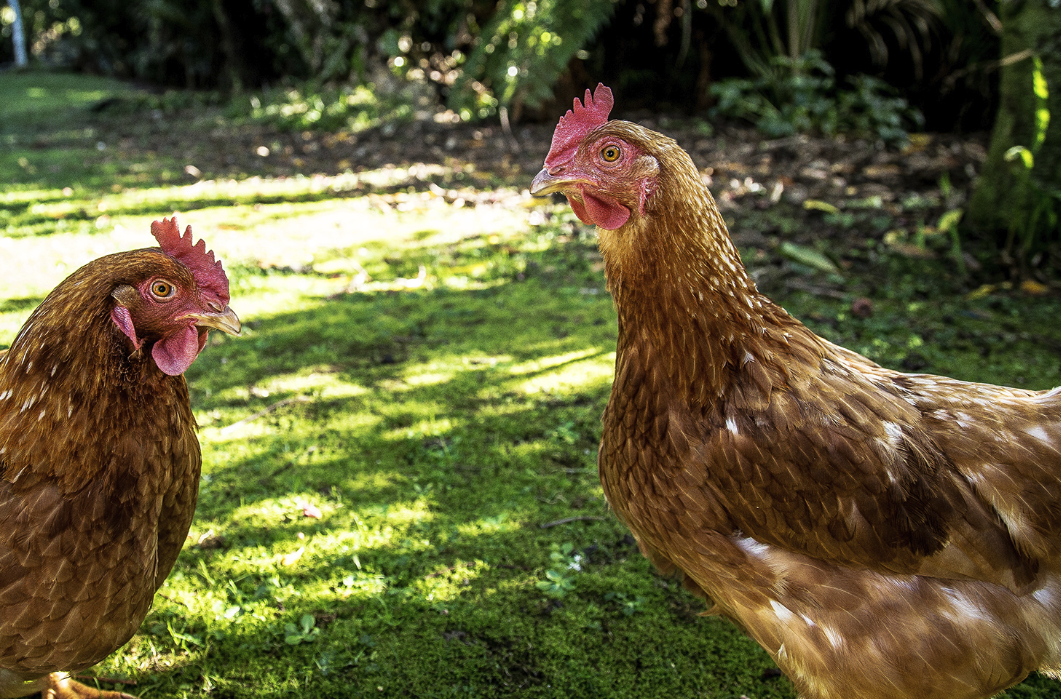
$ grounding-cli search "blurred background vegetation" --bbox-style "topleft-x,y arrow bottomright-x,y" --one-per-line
0,0 -> 1004,127
3,0 -> 1057,271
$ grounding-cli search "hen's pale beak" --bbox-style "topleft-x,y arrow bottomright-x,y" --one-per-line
530,168 -> 582,196
185,306 -> 242,336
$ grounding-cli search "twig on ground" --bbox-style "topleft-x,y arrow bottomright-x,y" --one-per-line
784,278 -> 847,299
220,395 -> 312,435
499,106 -> 522,154
75,675 -> 138,687
540,516 -> 606,528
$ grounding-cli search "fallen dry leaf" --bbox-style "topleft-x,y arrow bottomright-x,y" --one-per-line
282,547 -> 305,566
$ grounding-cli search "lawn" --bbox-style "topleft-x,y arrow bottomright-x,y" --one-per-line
2,69 -> 1061,698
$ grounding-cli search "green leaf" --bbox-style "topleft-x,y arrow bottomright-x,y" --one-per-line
1004,146 -> 1034,170
937,209 -> 963,234
778,241 -> 841,275
802,199 -> 840,214
1033,57 -> 1049,101
171,630 -> 203,647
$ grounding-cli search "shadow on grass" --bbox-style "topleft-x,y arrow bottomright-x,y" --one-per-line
112,232 -> 1061,698
0,297 -> 44,315
108,240 -> 798,699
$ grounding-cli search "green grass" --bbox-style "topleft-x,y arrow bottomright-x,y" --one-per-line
4,70 -> 1061,698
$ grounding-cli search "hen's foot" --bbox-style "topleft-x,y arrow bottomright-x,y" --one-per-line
41,673 -> 136,699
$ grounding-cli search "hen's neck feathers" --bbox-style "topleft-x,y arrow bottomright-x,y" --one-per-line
600,125 -> 823,407
0,251 -> 192,492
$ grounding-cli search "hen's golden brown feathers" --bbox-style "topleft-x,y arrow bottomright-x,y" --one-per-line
0,218 -> 239,699
534,84 -> 1061,699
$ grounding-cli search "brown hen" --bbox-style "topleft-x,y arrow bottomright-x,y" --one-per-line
0,218 -> 240,698
531,84 -> 1061,699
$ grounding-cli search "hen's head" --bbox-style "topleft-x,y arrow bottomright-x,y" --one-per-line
109,218 -> 241,376
530,84 -> 669,231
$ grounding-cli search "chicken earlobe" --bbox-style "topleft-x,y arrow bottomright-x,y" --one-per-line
109,306 -> 143,351
109,286 -> 143,352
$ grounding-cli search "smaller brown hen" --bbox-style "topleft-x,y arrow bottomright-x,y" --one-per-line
532,84 -> 1061,699
0,218 -> 240,699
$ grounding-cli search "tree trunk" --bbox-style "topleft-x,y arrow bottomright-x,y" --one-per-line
8,0 -> 27,66
966,0 -> 1061,246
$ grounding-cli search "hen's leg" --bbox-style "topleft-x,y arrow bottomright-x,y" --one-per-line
40,673 -> 136,699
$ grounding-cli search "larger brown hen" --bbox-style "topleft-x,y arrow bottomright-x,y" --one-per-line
531,84 -> 1061,699
0,218 -> 240,699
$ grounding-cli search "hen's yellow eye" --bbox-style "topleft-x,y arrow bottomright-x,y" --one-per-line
601,145 -> 621,162
151,281 -> 174,299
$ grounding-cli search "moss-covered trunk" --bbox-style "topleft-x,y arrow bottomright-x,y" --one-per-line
967,0 -> 1061,248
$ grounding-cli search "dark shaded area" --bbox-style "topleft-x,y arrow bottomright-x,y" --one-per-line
5,0 -> 1001,131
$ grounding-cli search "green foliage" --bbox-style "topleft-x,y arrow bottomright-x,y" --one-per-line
843,0 -> 941,78
284,614 -> 322,645
603,591 -> 647,616
536,542 -> 582,598
447,0 -> 616,118
1003,57 -> 1061,261
14,0 -> 275,88
239,83 -> 416,133
702,0 -> 939,81
709,51 -> 924,143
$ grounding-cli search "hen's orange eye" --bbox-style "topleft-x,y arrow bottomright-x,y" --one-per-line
601,145 -> 621,162
150,280 -> 175,299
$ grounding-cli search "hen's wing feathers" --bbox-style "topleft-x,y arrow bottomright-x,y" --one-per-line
905,375 -> 1061,559
686,339 -> 1049,594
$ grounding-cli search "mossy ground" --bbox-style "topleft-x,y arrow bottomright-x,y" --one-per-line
3,69 -> 1061,698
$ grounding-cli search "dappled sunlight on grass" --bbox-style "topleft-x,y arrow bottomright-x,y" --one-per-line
240,367 -> 372,399
506,347 -> 606,376
8,71 -> 1061,699
0,153 -> 791,694
455,513 -> 526,538
517,355 -> 615,395
403,368 -> 458,387
412,560 -> 489,604
0,71 -> 137,131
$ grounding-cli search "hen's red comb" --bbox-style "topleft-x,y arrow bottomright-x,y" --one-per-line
544,83 -> 614,169
151,217 -> 230,304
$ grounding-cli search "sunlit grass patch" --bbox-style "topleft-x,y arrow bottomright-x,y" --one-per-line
0,71 -> 138,131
